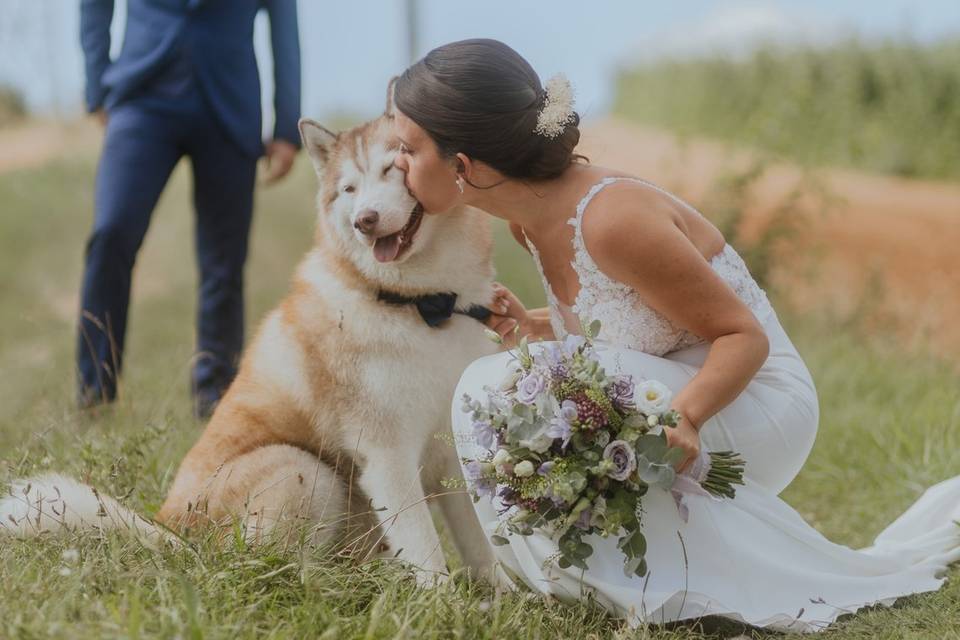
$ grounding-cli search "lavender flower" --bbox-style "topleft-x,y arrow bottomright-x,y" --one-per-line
515,371 -> 548,404
559,399 -> 578,423
546,415 -> 572,447
603,440 -> 637,482
472,418 -> 497,450
464,460 -> 496,498
562,334 -> 587,356
537,461 -> 555,476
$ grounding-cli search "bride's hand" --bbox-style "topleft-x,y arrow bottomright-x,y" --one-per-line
664,415 -> 701,474
484,282 -> 530,347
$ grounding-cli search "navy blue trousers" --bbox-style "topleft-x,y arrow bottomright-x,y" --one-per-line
77,88 -> 258,405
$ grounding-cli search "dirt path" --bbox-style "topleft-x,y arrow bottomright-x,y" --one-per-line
582,118 -> 960,359
0,118 -> 100,173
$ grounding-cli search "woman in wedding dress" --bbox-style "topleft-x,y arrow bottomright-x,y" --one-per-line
391,38 -> 960,632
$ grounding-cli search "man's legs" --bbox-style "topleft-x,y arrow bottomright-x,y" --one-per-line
187,118 -> 258,418
77,105 -> 183,406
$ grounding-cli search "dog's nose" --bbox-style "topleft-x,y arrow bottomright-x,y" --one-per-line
354,209 -> 379,234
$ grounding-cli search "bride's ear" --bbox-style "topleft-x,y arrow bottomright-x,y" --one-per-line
384,76 -> 398,118
455,152 -> 475,181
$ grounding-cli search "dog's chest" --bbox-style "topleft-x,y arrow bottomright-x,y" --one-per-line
356,316 -> 497,431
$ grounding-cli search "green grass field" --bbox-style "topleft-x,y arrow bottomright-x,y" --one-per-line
1,145 -> 958,639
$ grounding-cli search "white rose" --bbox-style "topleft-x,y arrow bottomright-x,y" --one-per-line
514,460 -> 536,477
491,449 -> 512,466
635,380 -> 672,415
520,432 -> 554,454
647,414 -> 659,427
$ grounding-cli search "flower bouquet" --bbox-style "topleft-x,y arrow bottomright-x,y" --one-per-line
461,321 -> 746,577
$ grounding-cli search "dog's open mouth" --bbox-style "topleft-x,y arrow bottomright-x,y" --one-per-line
373,202 -> 424,263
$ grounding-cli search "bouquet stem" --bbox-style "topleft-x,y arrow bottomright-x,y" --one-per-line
702,451 -> 746,499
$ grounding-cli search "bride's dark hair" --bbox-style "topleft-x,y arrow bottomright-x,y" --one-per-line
393,38 -> 585,182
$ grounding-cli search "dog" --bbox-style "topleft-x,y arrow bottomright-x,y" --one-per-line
1,95 -> 502,585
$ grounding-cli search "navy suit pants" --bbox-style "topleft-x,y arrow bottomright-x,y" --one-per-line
77,90 -> 257,405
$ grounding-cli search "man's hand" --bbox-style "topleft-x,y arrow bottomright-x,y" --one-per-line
262,140 -> 298,184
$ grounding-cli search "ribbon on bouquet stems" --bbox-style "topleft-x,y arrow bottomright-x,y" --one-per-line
671,451 -> 722,523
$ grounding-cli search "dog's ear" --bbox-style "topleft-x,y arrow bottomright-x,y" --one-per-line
298,118 -> 337,177
384,76 -> 398,118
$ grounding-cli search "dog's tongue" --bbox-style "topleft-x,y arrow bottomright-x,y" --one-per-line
374,233 -> 402,263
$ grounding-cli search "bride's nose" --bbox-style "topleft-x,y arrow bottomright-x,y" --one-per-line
393,154 -> 408,172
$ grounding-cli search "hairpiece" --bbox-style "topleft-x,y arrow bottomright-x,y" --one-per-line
533,73 -> 576,139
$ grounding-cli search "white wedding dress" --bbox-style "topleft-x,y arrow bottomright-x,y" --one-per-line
451,176 -> 960,633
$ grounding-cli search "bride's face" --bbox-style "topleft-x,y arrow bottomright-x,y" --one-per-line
392,110 -> 461,214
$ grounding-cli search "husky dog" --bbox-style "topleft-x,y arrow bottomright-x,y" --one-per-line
1,97 -> 501,585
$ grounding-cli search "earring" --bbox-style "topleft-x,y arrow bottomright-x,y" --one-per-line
456,175 -> 465,194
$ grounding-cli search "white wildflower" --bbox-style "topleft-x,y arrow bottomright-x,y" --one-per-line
635,380 -> 672,415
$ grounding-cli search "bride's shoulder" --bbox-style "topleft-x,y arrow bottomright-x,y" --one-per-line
578,177 -> 684,253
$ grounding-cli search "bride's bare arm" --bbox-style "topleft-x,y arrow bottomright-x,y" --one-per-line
582,188 -> 770,471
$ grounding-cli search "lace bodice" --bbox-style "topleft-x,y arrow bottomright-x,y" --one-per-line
523,176 -> 773,356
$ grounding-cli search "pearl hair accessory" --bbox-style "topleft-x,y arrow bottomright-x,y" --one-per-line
533,73 -> 576,139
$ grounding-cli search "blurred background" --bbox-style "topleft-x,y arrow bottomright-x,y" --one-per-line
1,3 -> 960,635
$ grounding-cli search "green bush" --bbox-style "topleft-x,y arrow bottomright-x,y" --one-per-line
614,38 -> 960,180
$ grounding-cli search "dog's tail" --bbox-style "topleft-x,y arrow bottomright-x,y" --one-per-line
0,474 -> 175,544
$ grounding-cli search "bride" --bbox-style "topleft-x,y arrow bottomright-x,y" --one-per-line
391,38 -> 960,632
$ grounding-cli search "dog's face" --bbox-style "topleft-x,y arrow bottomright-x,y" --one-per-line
299,116 -> 434,267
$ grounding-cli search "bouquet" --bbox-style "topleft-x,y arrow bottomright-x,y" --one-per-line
461,321 -> 745,577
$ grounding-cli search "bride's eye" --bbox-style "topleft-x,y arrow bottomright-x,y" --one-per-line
398,142 -> 410,155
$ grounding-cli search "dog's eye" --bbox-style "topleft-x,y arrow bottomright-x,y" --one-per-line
382,164 -> 393,177
343,185 -> 356,194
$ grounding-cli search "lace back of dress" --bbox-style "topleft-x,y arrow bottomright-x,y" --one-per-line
527,176 -> 773,356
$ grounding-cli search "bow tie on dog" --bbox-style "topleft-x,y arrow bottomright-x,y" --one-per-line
377,290 -> 492,328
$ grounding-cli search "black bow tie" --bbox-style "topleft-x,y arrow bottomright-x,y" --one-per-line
377,290 -> 492,328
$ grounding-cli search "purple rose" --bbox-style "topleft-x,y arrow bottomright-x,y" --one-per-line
602,440 -> 637,482
515,371 -> 547,404
608,374 -> 635,409
537,461 -> 555,476
560,399 -> 578,423
472,418 -> 497,451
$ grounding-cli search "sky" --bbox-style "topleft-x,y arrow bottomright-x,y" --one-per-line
1,0 -> 959,128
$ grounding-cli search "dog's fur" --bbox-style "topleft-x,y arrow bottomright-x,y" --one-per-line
1,104 -> 501,584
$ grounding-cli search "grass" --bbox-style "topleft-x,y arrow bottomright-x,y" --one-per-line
0,144 -> 959,638
614,38 -> 960,181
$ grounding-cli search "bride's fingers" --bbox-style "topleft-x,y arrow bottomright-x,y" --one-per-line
493,317 -> 519,337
